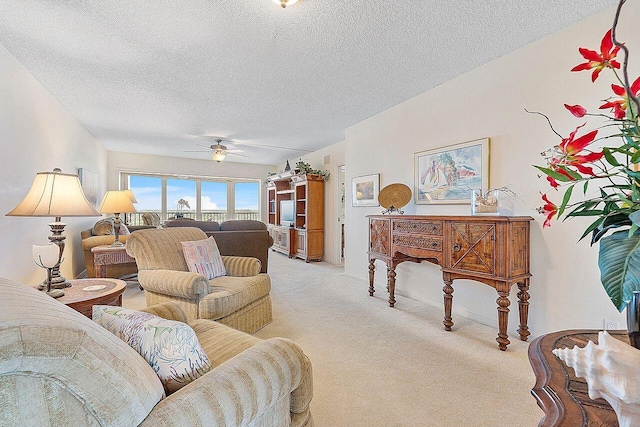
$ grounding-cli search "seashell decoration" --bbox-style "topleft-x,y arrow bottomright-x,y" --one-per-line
553,331 -> 640,427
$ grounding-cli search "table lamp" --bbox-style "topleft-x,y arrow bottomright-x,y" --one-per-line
6,168 -> 100,288
32,244 -> 65,298
98,190 -> 137,247
122,189 -> 137,225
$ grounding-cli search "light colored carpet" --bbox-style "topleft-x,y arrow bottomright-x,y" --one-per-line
123,254 -> 542,427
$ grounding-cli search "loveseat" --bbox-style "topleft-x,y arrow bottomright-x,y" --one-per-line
0,278 -> 313,426
126,227 -> 273,333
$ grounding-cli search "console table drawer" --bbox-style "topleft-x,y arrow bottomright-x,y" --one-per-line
393,220 -> 442,236
393,234 -> 442,252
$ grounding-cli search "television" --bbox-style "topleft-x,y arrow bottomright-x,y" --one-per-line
280,200 -> 295,227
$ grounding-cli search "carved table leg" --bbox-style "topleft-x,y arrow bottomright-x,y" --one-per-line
496,290 -> 511,351
387,266 -> 396,307
517,279 -> 531,341
386,266 -> 390,292
442,279 -> 454,331
368,259 -> 376,296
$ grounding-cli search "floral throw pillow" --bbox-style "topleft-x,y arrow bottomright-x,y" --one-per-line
181,236 -> 226,279
92,306 -> 212,394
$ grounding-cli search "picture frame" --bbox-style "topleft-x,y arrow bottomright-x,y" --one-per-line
352,173 -> 380,207
78,168 -> 98,206
414,138 -> 489,204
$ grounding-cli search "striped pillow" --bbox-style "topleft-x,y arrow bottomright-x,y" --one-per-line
181,237 -> 226,279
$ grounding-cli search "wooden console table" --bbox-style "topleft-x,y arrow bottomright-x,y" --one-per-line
528,329 -> 624,426
367,215 -> 532,351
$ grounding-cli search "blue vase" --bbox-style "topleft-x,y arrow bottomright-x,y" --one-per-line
626,290 -> 640,349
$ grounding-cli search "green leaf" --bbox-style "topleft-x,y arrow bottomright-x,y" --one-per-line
598,230 -> 640,312
604,148 -> 621,167
534,166 -> 571,183
557,184 -> 574,218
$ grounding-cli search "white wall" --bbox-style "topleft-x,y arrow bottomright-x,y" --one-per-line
107,151 -> 276,221
0,43 -> 107,283
344,3 -> 639,337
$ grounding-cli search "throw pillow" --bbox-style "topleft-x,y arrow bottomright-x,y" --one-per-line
181,237 -> 226,279
119,222 -> 130,235
92,306 -> 212,393
92,218 -> 115,235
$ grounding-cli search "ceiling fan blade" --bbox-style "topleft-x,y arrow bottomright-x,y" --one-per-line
183,150 -> 211,152
226,148 -> 244,153
228,152 -> 249,158
235,142 -> 312,152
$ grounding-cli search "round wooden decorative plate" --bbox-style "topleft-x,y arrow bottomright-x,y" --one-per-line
378,183 -> 412,209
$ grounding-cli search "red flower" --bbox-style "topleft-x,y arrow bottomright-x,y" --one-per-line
599,76 -> 640,119
565,104 -> 587,118
545,125 -> 603,188
537,193 -> 558,228
571,29 -> 621,82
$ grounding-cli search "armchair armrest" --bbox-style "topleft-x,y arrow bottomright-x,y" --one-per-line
222,256 -> 261,277
138,270 -> 210,299
140,338 -> 313,426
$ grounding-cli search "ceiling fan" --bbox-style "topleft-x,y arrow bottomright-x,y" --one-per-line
184,138 -> 248,162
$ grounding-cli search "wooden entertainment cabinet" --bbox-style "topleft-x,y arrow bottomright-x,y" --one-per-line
267,173 -> 324,262
367,215 -> 532,351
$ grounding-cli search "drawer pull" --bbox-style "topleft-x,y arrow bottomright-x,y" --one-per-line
452,243 -> 462,252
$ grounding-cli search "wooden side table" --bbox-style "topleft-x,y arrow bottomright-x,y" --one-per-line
91,244 -> 136,278
56,278 -> 126,318
528,329 -> 626,426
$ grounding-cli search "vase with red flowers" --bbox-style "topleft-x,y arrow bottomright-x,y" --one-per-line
533,0 -> 640,344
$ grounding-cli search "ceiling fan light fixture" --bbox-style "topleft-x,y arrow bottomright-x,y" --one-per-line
272,0 -> 298,8
212,150 -> 227,162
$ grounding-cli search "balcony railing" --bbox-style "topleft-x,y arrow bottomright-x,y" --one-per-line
125,210 -> 260,226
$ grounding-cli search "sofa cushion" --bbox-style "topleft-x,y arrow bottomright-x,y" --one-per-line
219,220 -> 267,231
181,237 -> 226,279
93,306 -> 212,393
165,218 -> 220,232
199,273 -> 271,320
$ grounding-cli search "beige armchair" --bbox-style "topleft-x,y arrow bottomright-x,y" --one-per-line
0,279 -> 313,426
126,227 -> 273,334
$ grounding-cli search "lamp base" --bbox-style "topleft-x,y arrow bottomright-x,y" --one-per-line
38,277 -> 71,289
45,289 -> 65,298
110,240 -> 125,248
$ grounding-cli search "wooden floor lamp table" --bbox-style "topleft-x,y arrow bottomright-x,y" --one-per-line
55,278 -> 126,318
528,329 -> 627,426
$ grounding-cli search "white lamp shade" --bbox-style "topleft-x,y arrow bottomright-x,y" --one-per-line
32,244 -> 60,268
99,190 -> 137,214
123,189 -> 138,203
6,170 -> 100,217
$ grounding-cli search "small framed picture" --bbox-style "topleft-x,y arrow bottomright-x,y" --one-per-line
414,138 -> 489,204
78,168 -> 98,206
352,173 -> 380,207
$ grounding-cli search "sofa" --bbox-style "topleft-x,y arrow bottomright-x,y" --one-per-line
0,278 -> 313,426
164,219 -> 273,273
126,227 -> 273,333
82,219 -> 273,278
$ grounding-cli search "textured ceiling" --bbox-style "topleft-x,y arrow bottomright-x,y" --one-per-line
0,0 -> 618,165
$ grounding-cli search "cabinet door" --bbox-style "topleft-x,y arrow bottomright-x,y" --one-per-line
449,222 -> 495,274
295,230 -> 307,256
369,218 -> 391,257
276,228 -> 290,251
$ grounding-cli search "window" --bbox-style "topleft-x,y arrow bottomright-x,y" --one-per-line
235,182 -> 259,220
201,181 -> 227,222
122,173 -> 260,225
167,178 -> 196,219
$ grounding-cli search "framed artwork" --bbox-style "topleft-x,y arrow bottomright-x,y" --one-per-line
352,173 -> 380,207
414,138 -> 489,204
78,168 -> 98,206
